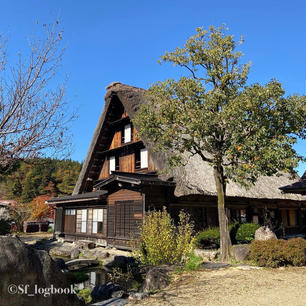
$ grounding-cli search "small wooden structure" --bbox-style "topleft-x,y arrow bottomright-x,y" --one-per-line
47,82 -> 306,248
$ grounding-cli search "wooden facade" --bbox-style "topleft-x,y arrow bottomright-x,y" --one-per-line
48,82 -> 306,249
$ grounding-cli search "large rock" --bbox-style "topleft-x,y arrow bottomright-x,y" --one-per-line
49,242 -> 75,258
0,236 -> 83,306
194,249 -> 218,261
230,244 -> 250,262
80,248 -> 110,261
141,267 -> 170,293
74,240 -> 96,250
53,257 -> 66,270
255,226 -> 277,241
0,203 -> 11,221
91,282 -> 124,302
71,248 -> 80,259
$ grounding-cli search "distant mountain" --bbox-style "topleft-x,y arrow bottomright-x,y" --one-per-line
0,158 -> 82,203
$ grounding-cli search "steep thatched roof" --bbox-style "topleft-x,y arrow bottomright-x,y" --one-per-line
73,82 -> 306,201
279,171 -> 306,195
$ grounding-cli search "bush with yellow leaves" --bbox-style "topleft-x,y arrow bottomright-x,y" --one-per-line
132,207 -> 195,266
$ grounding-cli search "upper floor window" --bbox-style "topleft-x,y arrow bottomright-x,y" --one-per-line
135,148 -> 148,169
140,148 -> 148,168
121,124 -> 133,144
109,155 -> 119,174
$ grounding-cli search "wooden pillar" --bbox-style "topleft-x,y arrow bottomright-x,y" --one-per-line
54,207 -> 64,234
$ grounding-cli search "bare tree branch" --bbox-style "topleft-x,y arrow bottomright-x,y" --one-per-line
0,22 -> 76,168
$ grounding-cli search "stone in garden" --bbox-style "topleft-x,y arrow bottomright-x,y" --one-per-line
74,240 -> 96,249
0,203 -> 11,221
91,282 -> 124,302
230,244 -> 250,262
0,236 -> 82,306
91,297 -> 128,306
49,242 -> 75,257
53,257 -> 66,270
255,226 -> 277,241
194,249 -> 218,261
128,291 -> 149,302
71,247 -> 80,259
141,267 -> 170,293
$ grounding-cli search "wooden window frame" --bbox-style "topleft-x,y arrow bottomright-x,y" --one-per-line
92,208 -> 103,234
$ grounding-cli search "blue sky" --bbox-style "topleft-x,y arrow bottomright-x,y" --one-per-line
0,0 -> 305,175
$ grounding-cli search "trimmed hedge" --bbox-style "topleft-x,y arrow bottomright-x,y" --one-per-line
194,227 -> 220,249
235,223 -> 260,244
249,238 -> 306,267
194,223 -> 239,249
194,222 -> 260,249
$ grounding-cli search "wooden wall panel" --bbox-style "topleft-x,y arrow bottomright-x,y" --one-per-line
108,189 -> 142,205
119,154 -> 135,172
99,159 -> 109,179
107,204 -> 115,237
54,207 -> 64,233
64,215 -> 76,233
281,210 -> 288,227
109,131 -> 122,149
114,200 -> 143,238
107,190 -> 143,239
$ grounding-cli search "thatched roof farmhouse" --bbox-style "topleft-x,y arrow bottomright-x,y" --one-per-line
48,82 -> 306,248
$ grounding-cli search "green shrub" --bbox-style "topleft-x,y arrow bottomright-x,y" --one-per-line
194,223 -> 239,249
77,288 -> 92,304
132,207 -> 195,266
194,227 -> 220,249
184,252 -> 203,271
249,238 -> 306,267
175,210 -> 196,262
0,219 -> 11,235
235,223 -> 260,244
47,226 -> 54,233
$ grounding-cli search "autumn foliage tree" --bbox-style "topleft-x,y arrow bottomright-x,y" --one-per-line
134,25 -> 306,261
29,195 -> 54,222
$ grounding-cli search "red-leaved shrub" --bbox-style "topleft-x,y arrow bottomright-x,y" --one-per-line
249,238 -> 306,268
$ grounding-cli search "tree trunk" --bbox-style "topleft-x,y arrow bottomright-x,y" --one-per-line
213,165 -> 232,262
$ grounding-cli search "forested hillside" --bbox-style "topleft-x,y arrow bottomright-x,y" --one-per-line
0,159 -> 82,203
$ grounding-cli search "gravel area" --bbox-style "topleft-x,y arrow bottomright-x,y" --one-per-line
18,232 -> 54,244
135,266 -> 306,306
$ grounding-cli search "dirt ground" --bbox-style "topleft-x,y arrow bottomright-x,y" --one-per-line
136,266 -> 306,306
